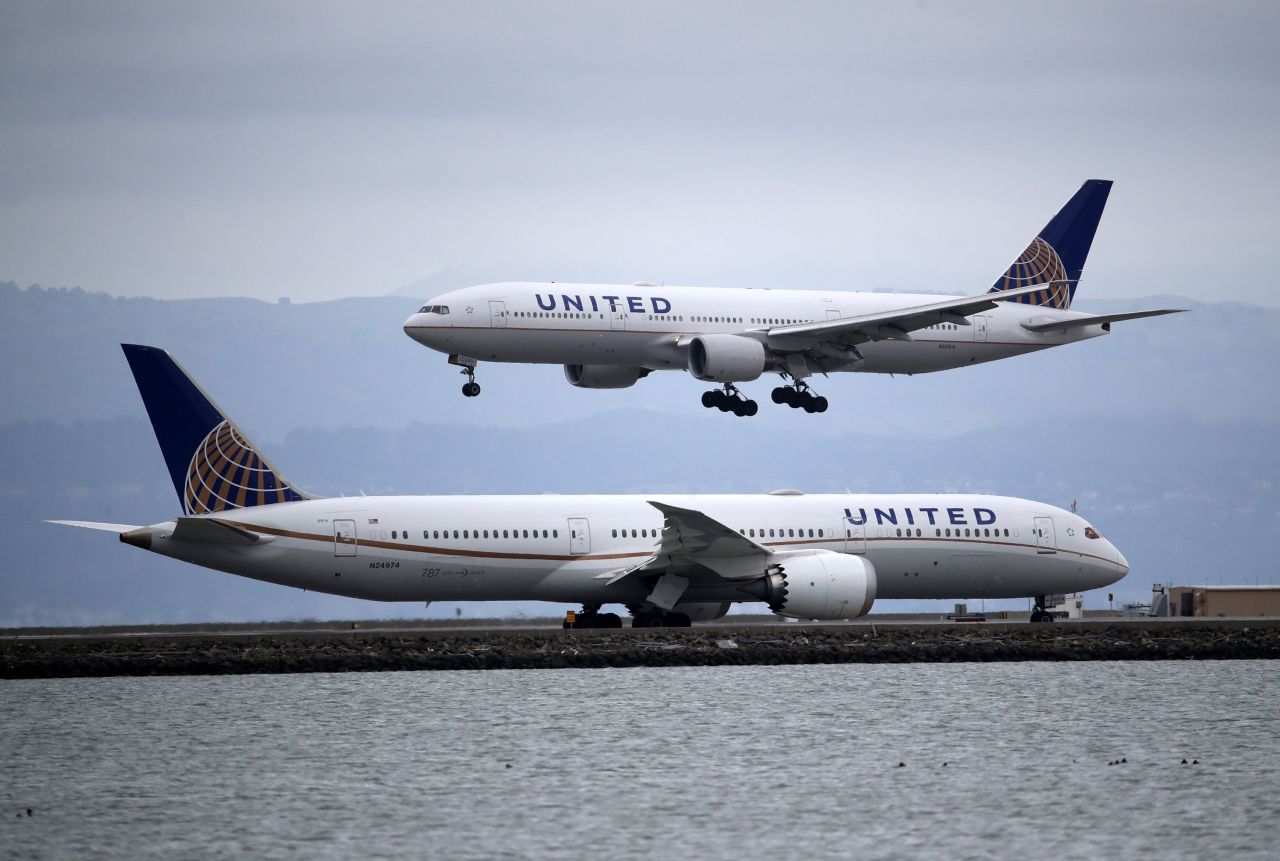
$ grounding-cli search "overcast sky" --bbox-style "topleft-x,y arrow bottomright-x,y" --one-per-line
2,1 -> 1277,305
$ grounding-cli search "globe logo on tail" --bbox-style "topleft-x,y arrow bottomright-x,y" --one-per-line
183,420 -> 306,515
992,236 -> 1072,309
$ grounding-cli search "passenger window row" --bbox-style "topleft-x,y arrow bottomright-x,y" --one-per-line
385,528 -> 560,541
856,527 -> 1014,538
385,525 -> 1013,543
741,527 -> 824,539
612,528 -> 659,538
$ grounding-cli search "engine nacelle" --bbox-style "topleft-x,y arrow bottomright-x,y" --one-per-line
564,364 -> 647,389
687,335 -> 767,382
763,551 -> 877,620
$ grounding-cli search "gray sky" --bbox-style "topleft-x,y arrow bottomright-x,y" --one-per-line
2,1 -> 1277,304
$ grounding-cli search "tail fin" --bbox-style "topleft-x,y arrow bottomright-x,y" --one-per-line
990,179 -> 1112,309
121,345 -> 310,515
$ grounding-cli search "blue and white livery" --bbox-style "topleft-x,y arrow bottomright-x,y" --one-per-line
50,345 -> 1127,626
404,180 -> 1183,415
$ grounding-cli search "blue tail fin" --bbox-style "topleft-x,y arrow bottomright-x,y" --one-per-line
121,345 -> 309,515
990,179 -> 1112,309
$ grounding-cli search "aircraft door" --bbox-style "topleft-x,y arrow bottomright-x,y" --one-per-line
844,519 -> 866,554
489,300 -> 508,328
609,306 -> 625,331
826,309 -> 842,321
334,519 -> 357,556
568,518 -> 590,554
973,315 -> 989,342
1034,516 -> 1057,554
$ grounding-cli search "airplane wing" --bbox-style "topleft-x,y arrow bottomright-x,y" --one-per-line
1020,308 -> 1186,332
764,282 -> 1051,349
599,501 -> 771,585
648,501 -> 770,562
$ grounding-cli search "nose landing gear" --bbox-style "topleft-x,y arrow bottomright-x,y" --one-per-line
771,381 -> 828,413
450,355 -> 481,397
1029,595 -> 1057,623
701,384 -> 758,417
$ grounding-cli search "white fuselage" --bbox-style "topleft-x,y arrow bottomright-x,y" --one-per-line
403,282 -> 1109,376
135,492 -> 1127,606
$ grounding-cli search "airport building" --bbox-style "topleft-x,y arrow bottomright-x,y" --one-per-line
1150,584 -> 1280,618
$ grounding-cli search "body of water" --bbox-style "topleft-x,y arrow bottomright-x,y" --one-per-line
3,662 -> 1278,859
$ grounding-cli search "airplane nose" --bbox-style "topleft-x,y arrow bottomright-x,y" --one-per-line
1113,543 -> 1129,574
404,313 -> 426,342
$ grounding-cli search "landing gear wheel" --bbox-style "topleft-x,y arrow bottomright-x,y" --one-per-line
631,610 -> 692,627
703,385 -> 756,417
774,379 -> 827,412
457,359 -> 481,397
566,611 -> 623,629
1030,595 -> 1054,623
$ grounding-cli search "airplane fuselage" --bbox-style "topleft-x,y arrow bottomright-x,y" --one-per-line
403,282 -> 1109,376
127,492 -> 1127,607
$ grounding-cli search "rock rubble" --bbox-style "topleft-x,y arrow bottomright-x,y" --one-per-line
4,622 -> 1279,678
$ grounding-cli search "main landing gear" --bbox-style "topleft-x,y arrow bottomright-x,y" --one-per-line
1029,594 -> 1056,623
629,607 -> 693,628
563,604 -> 623,629
701,384 -> 758,417
771,382 -> 828,413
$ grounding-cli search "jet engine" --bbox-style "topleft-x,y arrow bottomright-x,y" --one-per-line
564,364 -> 648,389
760,550 -> 877,620
688,335 -> 767,382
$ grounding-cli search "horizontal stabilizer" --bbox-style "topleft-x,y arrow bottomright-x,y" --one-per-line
46,520 -> 141,534
1021,308 -> 1186,333
172,516 -> 270,545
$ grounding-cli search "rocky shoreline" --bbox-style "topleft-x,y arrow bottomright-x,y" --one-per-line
4,621 -> 1280,678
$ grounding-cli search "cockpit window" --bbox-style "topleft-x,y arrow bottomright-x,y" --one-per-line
417,305 -> 450,314
1084,527 -> 1101,539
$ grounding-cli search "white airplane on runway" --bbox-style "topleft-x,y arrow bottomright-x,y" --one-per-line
404,180 -> 1182,415
49,345 -> 1127,626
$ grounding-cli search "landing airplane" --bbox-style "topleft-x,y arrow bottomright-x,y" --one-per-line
50,345 -> 1126,626
404,180 -> 1182,415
